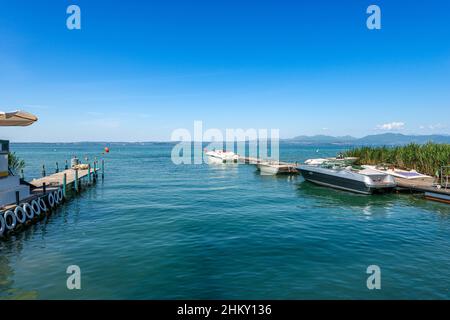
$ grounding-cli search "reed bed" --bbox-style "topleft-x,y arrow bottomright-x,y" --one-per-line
344,142 -> 450,176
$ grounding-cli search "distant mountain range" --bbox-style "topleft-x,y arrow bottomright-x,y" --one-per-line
286,133 -> 450,145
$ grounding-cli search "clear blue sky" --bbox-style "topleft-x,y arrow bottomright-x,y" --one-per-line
1,0 -> 449,142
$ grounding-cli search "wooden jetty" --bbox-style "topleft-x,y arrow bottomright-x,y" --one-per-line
239,156 -> 263,165
30,168 -> 97,189
1,162 -> 104,238
395,177 -> 450,204
238,156 -> 298,167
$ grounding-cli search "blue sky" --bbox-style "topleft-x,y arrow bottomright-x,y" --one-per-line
0,0 -> 449,142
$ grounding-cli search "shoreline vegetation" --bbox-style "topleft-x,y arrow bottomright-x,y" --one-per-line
8,152 -> 25,175
344,142 -> 450,177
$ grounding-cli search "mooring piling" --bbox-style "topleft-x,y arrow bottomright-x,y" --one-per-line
88,164 -> 92,184
102,159 -> 104,180
65,159 -> 68,170
15,191 -> 20,206
93,161 -> 97,183
63,173 -> 67,197
55,162 -> 59,173
42,164 -> 46,177
74,169 -> 79,192
42,182 -> 46,195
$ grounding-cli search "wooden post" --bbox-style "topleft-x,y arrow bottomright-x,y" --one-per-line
65,159 -> 69,170
63,173 -> 67,197
74,169 -> 79,192
20,169 -> 24,180
43,182 -> 46,194
102,159 -> 104,180
42,164 -> 46,177
93,161 -> 97,183
15,191 -> 20,205
55,162 -> 59,173
88,164 -> 91,184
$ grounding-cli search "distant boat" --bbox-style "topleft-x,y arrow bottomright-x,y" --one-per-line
298,160 -> 396,195
204,149 -> 238,164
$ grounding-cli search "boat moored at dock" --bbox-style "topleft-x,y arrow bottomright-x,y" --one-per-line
257,161 -> 298,175
204,149 -> 239,164
362,164 -> 434,182
298,160 -> 396,195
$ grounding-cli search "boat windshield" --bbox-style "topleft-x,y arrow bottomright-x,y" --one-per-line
320,160 -> 360,170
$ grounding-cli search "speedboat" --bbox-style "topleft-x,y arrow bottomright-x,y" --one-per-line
204,149 -> 239,164
257,161 -> 298,175
362,165 -> 434,182
298,161 -> 396,195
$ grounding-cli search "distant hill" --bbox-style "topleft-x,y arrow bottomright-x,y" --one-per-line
286,133 -> 450,145
289,135 -> 356,144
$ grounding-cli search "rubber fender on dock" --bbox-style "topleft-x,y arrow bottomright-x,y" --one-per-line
38,197 -> 48,212
53,191 -> 60,205
48,193 -> 55,208
4,210 -> 17,231
14,206 -> 26,224
23,203 -> 34,220
57,188 -> 64,202
0,214 -> 5,236
31,200 -> 41,216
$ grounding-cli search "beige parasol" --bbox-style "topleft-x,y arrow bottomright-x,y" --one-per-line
0,110 -> 38,126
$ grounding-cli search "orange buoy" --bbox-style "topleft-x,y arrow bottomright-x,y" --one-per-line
104,147 -> 110,153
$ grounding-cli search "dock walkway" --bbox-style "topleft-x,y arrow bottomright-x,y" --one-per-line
238,156 -> 298,166
30,168 -> 97,189
395,177 -> 450,204
1,168 -> 99,211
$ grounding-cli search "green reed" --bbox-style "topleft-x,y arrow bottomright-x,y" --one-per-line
344,142 -> 450,176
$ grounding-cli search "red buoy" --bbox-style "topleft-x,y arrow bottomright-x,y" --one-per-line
104,147 -> 110,153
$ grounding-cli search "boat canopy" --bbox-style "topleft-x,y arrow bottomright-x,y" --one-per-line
0,110 -> 38,126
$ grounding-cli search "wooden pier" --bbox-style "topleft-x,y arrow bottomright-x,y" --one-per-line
1,162 -> 104,238
238,156 -> 298,167
1,168 -> 99,210
30,168 -> 97,189
239,156 -> 263,164
395,177 -> 450,204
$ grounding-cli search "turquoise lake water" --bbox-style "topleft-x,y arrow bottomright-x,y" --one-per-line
1,143 -> 449,299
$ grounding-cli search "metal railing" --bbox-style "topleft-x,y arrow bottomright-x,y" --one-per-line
440,166 -> 450,189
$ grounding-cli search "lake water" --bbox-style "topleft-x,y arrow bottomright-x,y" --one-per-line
1,143 -> 449,299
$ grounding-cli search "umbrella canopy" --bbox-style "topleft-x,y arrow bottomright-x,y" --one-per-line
0,110 -> 38,126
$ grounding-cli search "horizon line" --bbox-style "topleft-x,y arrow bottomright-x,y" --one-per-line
6,132 -> 450,144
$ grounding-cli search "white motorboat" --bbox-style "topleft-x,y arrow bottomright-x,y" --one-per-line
204,149 -> 239,164
298,161 -> 396,195
362,165 -> 434,182
257,161 -> 298,175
